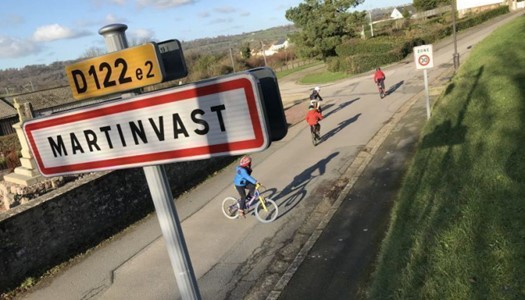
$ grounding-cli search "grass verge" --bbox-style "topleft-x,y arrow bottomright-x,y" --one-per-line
367,15 -> 525,299
276,61 -> 322,79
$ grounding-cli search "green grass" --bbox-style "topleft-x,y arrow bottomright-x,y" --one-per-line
275,61 -> 322,79
367,16 -> 525,299
299,70 -> 348,84
276,60 -> 349,84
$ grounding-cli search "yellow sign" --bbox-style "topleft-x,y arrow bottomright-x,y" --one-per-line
66,43 -> 164,100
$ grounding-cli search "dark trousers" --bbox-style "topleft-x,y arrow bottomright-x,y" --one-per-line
235,183 -> 255,210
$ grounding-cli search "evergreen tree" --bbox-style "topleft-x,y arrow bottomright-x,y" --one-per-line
285,0 -> 365,60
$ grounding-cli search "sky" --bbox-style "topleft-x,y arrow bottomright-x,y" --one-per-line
0,0 -> 409,70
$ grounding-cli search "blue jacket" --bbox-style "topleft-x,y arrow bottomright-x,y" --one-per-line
234,166 -> 257,187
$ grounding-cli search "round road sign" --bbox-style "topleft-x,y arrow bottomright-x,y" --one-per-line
418,54 -> 430,66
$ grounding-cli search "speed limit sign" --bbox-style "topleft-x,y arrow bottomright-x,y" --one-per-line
414,44 -> 434,70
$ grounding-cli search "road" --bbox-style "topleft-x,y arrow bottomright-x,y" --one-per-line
20,11 -> 523,300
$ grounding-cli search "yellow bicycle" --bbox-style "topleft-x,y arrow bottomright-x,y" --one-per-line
221,184 -> 278,223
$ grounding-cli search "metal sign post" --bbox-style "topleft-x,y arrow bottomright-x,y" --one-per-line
23,23 -> 286,300
414,44 -> 434,120
98,24 -> 201,300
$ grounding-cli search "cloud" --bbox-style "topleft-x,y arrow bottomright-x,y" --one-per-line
130,28 -> 155,40
32,24 -> 90,42
0,36 -> 41,58
209,17 -> 234,25
214,6 -> 236,14
0,14 -> 24,27
137,0 -> 195,9
105,14 -> 128,24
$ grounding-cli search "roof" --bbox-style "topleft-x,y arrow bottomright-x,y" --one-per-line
273,38 -> 287,46
394,5 -> 416,14
0,98 -> 16,119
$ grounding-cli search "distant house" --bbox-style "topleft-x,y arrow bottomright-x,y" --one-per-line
391,5 -> 416,19
252,38 -> 290,57
265,38 -> 289,56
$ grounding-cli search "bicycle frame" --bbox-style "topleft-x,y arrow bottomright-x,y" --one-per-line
244,185 -> 266,210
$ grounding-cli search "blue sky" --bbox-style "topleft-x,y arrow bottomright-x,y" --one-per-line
0,0 -> 409,70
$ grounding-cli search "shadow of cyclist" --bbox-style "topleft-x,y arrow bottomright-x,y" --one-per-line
323,98 -> 359,118
319,113 -> 361,144
385,80 -> 404,96
272,152 -> 339,219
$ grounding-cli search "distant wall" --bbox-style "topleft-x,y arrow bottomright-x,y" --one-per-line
457,0 -> 503,10
0,156 -> 234,292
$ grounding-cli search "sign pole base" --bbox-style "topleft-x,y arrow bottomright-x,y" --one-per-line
143,165 -> 201,300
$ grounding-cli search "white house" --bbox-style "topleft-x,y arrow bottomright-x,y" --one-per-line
265,38 -> 289,56
390,5 -> 416,19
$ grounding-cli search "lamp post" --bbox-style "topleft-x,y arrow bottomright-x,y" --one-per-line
368,11 -> 374,37
452,0 -> 460,69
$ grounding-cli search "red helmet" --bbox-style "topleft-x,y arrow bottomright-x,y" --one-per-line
239,155 -> 252,167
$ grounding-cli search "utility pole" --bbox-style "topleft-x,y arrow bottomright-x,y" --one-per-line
368,11 -> 374,37
260,41 -> 267,66
452,0 -> 460,70
229,47 -> 236,72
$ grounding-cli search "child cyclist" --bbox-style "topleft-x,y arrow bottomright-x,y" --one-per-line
234,155 -> 259,217
309,86 -> 323,113
305,105 -> 324,139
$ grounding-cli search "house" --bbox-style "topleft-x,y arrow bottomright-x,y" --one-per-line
391,5 -> 416,19
252,38 -> 290,57
0,98 -> 17,136
265,38 -> 289,56
456,0 -> 523,17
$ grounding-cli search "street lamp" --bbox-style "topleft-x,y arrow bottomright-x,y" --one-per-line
452,0 -> 460,69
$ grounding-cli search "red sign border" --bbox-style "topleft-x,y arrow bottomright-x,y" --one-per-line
418,54 -> 430,66
24,75 -> 267,176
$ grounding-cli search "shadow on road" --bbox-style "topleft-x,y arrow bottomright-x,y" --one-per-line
386,80 -> 404,96
323,98 -> 359,118
273,152 -> 339,219
319,113 -> 362,144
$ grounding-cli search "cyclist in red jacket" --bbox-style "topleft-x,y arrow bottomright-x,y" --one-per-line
305,105 -> 324,140
374,67 -> 386,98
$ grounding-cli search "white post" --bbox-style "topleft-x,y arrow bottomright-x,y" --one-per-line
423,69 -> 431,120
98,23 -> 201,300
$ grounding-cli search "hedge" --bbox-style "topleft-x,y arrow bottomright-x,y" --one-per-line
330,6 -> 510,74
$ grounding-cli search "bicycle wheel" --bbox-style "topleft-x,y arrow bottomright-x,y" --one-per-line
222,197 -> 240,219
311,130 -> 317,145
254,197 -> 278,223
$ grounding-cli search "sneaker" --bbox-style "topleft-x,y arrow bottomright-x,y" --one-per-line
238,209 -> 246,218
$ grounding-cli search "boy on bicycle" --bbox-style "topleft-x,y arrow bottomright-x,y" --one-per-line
305,105 -> 324,139
309,86 -> 323,113
374,67 -> 386,97
234,155 -> 258,217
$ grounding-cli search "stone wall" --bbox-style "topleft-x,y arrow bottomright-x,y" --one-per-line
0,156 -> 234,292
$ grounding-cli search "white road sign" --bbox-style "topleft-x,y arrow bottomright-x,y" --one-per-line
414,44 -> 434,70
23,74 -> 270,176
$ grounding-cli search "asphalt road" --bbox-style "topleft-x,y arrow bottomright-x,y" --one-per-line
20,11 -> 523,300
